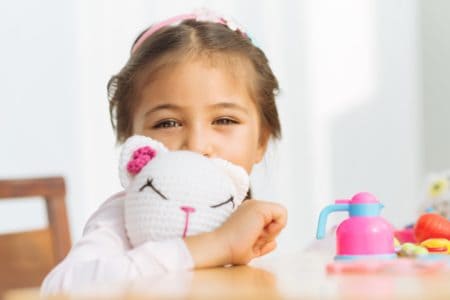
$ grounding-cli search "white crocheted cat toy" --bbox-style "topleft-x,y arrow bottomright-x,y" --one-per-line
119,135 -> 250,247
422,169 -> 450,219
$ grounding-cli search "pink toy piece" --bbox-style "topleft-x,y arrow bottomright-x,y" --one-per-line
337,215 -> 394,256
317,192 -> 396,260
394,228 -> 416,243
327,258 -> 447,274
346,192 -> 379,203
127,146 -> 157,175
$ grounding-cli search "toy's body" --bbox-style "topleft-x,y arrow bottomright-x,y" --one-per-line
120,135 -> 249,247
317,192 -> 395,260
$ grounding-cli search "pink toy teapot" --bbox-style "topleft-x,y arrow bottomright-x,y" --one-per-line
316,192 -> 396,260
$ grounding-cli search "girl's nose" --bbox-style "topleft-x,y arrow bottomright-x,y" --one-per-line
180,127 -> 213,157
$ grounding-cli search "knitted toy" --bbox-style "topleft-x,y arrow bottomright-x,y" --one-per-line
422,169 -> 450,219
119,135 -> 250,247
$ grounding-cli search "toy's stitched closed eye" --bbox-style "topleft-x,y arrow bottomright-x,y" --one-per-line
210,196 -> 235,209
139,178 -> 167,200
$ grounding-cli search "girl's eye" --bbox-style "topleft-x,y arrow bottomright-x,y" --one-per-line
153,120 -> 182,129
213,118 -> 238,125
210,196 -> 235,209
139,178 -> 167,200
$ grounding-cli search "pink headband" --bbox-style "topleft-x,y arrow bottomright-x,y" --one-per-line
131,12 -> 248,54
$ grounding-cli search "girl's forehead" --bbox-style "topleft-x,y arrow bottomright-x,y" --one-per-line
138,57 -> 257,109
138,51 -> 254,87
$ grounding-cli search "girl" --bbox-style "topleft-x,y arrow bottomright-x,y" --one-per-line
41,11 -> 287,294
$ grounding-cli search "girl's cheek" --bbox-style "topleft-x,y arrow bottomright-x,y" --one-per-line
153,131 -> 185,151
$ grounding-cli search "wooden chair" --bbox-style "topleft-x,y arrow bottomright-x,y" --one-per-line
0,177 -> 71,295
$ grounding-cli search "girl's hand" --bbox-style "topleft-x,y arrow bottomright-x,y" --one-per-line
184,199 -> 287,268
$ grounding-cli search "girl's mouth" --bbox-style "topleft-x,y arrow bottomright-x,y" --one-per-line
180,206 -> 196,238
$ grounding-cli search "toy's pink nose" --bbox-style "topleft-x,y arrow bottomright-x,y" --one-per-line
180,206 -> 196,238
181,206 -> 196,213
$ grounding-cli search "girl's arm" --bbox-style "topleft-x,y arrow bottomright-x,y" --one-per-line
41,193 -> 194,294
41,195 -> 286,294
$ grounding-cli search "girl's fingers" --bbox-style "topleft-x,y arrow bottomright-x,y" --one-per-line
253,224 -> 282,252
261,202 -> 288,229
258,240 -> 277,257
254,226 -> 281,249
244,200 -> 287,259
253,236 -> 266,251
260,218 -> 286,242
253,209 -> 287,250
265,221 -> 284,236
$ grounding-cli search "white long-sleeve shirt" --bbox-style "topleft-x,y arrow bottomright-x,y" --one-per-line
41,192 -> 194,295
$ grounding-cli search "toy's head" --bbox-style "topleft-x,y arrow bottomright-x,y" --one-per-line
119,135 -> 250,247
423,170 -> 450,219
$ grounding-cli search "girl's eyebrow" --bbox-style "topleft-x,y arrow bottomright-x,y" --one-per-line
209,102 -> 249,114
144,104 -> 181,117
145,102 -> 249,117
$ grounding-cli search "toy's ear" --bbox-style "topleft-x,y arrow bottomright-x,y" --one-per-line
211,158 -> 250,204
119,135 -> 168,188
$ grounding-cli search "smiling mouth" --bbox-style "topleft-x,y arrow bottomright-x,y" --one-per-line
180,206 -> 196,238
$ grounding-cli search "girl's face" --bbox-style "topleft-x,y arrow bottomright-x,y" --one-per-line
132,59 -> 268,173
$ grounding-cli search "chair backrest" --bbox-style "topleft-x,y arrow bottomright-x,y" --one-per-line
0,177 -> 71,294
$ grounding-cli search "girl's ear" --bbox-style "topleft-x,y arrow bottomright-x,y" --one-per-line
211,158 -> 250,204
119,135 -> 168,188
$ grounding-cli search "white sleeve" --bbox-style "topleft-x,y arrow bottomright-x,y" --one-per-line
40,192 -> 194,295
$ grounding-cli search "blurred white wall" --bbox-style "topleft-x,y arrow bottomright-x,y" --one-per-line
1,0 -> 441,254
421,0 -> 450,172
0,1 -> 83,233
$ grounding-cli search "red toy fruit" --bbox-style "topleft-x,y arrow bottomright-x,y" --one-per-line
414,213 -> 450,243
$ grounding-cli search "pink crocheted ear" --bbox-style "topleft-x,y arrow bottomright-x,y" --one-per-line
127,146 -> 157,175
119,135 -> 168,188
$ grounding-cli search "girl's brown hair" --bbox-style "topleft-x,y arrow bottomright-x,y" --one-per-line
108,20 -> 281,144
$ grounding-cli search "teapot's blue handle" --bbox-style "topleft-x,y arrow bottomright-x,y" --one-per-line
316,204 -> 350,239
